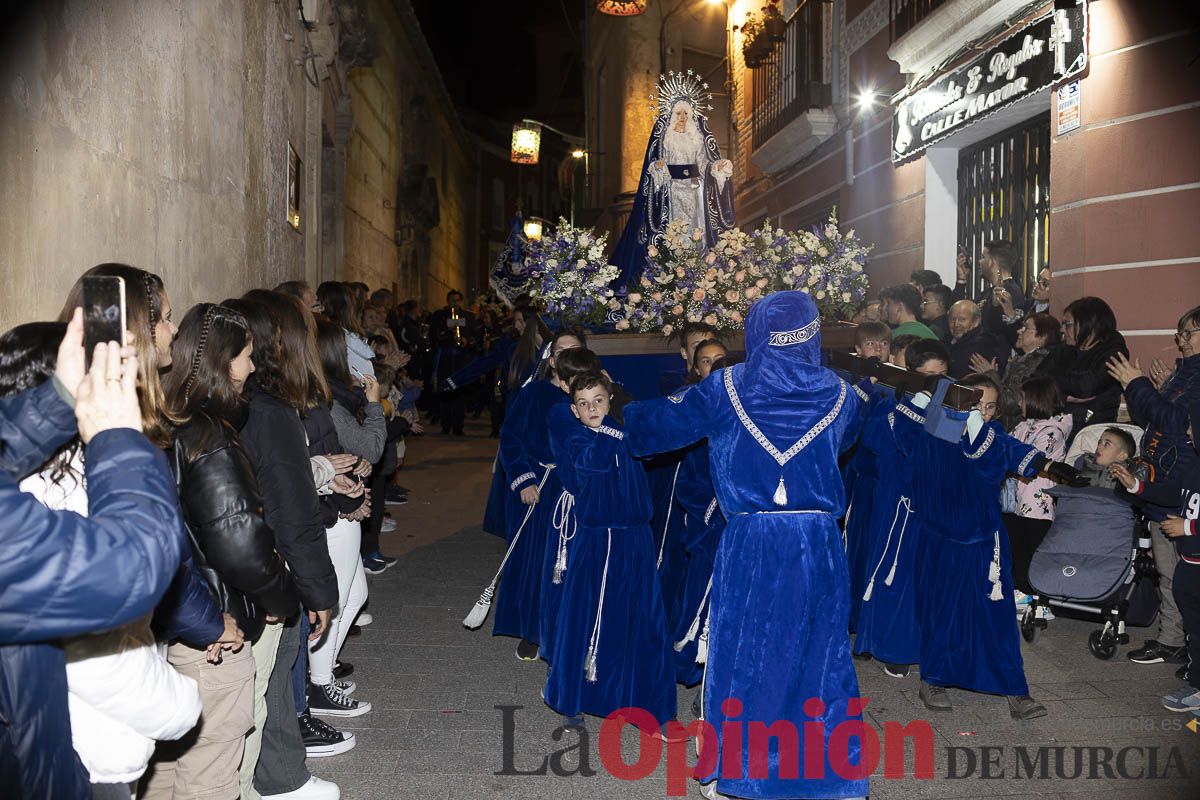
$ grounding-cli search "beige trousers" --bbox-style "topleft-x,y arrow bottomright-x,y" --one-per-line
237,622 -> 284,800
138,642 -> 255,799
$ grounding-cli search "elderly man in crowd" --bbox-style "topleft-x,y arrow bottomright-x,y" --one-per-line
948,300 -> 1008,379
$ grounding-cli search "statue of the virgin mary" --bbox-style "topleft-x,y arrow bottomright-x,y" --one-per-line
610,70 -> 736,288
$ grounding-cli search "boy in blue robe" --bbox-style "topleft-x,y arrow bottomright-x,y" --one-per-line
543,372 -> 676,729
494,376 -> 567,661
625,292 -> 869,800
669,339 -> 729,689
896,375 -> 1060,719
838,321 -> 894,633
852,342 -> 951,676
540,348 -> 605,663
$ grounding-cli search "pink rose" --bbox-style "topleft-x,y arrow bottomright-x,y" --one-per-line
706,268 -> 718,280
725,289 -> 740,302
705,251 -> 717,265
627,292 -> 643,303
692,228 -> 704,241
704,314 -> 718,326
745,287 -> 761,300
641,277 -> 652,288
692,288 -> 706,301
652,291 -> 663,302
675,267 -> 686,278
756,277 -> 769,288
648,245 -> 659,257
615,319 -> 631,331
672,304 -> 685,316
735,270 -> 746,282
731,311 -> 743,323
662,324 -> 675,337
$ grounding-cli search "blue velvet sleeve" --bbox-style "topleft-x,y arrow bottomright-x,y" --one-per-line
964,420 -> 1041,484
624,375 -> 720,458
563,416 -> 627,475
498,385 -> 539,493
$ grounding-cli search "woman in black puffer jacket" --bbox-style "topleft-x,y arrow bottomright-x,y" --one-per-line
1057,297 -> 1129,432
151,303 -> 299,798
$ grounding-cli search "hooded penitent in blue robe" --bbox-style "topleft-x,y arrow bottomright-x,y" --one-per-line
493,380 -> 566,645
543,414 -> 676,725
624,291 -> 868,800
668,432 -> 724,687
541,400 -> 581,663
851,397 -> 925,667
483,355 -> 545,539
895,414 -> 1042,695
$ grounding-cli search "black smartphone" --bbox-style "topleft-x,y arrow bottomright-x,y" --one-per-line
81,276 -> 127,370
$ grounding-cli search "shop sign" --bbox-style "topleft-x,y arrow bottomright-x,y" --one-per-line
1056,80 -> 1081,134
891,3 -> 1087,163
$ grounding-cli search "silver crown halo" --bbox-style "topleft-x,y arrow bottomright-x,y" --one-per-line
649,69 -> 713,119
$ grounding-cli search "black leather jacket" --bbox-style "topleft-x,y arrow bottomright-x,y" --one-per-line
173,414 -> 299,640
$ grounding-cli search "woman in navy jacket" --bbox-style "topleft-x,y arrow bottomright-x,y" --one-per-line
0,311 -> 187,800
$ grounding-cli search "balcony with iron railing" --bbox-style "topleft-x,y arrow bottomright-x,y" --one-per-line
886,0 -> 1030,76
747,0 -> 835,175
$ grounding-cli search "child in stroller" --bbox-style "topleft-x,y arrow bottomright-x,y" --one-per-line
1019,424 -> 1157,658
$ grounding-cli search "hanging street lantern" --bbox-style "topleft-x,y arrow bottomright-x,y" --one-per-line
510,121 -> 543,164
523,217 -> 545,240
595,0 -> 647,16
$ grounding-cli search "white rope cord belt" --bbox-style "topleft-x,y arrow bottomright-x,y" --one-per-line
551,489 -> 577,584
657,462 -> 682,569
584,528 -> 613,682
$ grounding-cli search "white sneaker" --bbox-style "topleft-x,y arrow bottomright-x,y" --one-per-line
1014,590 -> 1032,608
357,612 -> 373,627
380,516 -> 397,533
262,776 -> 340,800
1035,605 -> 1054,621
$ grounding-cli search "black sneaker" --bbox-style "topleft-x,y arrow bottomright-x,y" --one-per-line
1128,640 -> 1188,665
333,660 -> 354,680
516,639 -> 540,661
883,663 -> 910,678
347,624 -> 362,638
309,682 -> 372,718
300,710 -> 356,757
1177,663 -> 1189,680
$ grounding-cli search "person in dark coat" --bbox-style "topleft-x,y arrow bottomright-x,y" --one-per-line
947,300 -> 1008,379
0,313 -> 186,800
921,284 -> 953,343
431,289 -> 478,435
1057,297 -> 1128,431
1107,304 -> 1200,667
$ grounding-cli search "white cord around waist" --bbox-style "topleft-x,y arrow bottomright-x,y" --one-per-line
862,495 -> 911,603
584,528 -> 612,682
551,489 -> 576,584
657,462 -> 682,569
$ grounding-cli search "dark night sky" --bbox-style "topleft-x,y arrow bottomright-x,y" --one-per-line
412,0 -> 584,124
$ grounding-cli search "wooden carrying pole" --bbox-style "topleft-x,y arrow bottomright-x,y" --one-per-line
826,350 -> 982,411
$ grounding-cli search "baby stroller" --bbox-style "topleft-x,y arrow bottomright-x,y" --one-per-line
1019,423 -> 1159,659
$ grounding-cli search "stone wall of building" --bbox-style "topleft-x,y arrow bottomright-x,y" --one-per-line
0,0 -> 323,329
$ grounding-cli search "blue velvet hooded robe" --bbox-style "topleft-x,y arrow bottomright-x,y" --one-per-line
624,291 -> 869,800
542,414 -> 676,725
483,357 -> 543,539
896,415 -> 1042,696
493,380 -> 566,644
851,398 -> 925,667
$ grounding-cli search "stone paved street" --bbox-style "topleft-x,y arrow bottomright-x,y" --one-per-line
312,420 -> 1200,799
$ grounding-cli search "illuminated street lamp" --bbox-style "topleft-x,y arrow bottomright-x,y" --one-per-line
510,121 -> 543,165
523,217 -> 546,240
595,0 -> 647,16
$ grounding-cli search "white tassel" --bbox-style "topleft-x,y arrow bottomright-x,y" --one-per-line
989,581 -> 1004,601
552,536 -> 568,584
988,531 -> 1001,583
674,577 -> 711,652
696,615 -> 710,665
988,560 -> 1000,583
462,584 -> 495,629
862,579 -> 875,602
773,475 -> 788,506
585,650 -> 598,682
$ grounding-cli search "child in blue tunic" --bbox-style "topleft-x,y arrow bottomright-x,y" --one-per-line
895,376 -> 1051,720
669,339 -> 729,688
543,372 -> 676,729
838,321 -> 894,633
494,378 -> 566,660
539,348 -> 605,663
625,292 -> 869,800
851,344 -> 951,676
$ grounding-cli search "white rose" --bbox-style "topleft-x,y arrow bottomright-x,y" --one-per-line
628,292 -> 643,303
842,291 -> 852,302
816,290 -> 826,299
817,247 -> 829,258
615,319 -> 631,331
